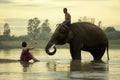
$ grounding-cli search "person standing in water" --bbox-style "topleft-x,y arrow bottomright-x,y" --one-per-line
20,41 -> 39,62
63,8 -> 71,27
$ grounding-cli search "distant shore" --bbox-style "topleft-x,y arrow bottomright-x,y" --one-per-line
0,40 -> 120,49
109,39 -> 120,49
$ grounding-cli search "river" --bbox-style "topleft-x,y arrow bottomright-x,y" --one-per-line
0,49 -> 119,80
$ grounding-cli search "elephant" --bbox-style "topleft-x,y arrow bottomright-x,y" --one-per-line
45,22 -> 109,60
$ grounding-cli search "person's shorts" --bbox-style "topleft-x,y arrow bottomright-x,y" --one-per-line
63,21 -> 71,27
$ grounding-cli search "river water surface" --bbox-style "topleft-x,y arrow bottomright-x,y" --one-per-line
0,49 -> 119,80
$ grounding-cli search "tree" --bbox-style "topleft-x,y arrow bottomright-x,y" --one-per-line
98,21 -> 102,28
3,23 -> 11,37
91,18 -> 95,24
40,19 -> 52,40
104,27 -> 120,40
104,27 -> 116,32
27,17 -> 40,40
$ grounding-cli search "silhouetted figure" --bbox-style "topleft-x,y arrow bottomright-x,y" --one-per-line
20,41 -> 39,62
63,8 -> 71,27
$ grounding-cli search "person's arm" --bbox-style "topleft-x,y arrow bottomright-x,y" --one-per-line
27,47 -> 34,50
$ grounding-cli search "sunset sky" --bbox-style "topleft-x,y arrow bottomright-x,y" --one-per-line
0,0 -> 120,36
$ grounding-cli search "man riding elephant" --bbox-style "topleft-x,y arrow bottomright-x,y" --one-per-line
63,8 -> 71,27
45,22 -> 109,60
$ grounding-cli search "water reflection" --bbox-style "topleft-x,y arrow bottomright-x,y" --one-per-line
20,61 -> 34,72
47,60 -> 109,80
69,60 -> 109,80
0,49 -> 119,80
47,61 -> 70,72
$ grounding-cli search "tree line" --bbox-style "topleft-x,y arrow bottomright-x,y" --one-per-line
0,17 -> 120,41
0,17 -> 52,41
104,27 -> 120,40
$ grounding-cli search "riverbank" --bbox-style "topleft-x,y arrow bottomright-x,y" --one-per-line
0,40 -> 120,49
109,39 -> 120,49
0,40 -> 47,49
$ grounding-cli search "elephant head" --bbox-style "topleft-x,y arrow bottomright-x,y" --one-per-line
45,24 -> 73,55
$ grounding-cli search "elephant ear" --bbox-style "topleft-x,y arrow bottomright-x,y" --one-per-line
59,24 -> 70,33
59,24 -> 73,39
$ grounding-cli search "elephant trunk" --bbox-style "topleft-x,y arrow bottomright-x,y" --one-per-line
45,42 -> 57,55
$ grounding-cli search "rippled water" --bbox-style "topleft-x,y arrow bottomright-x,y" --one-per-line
0,49 -> 120,80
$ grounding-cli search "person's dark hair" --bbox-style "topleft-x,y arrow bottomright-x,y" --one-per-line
63,8 -> 67,11
22,41 -> 27,47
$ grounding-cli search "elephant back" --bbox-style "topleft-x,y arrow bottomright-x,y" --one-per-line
70,22 -> 108,45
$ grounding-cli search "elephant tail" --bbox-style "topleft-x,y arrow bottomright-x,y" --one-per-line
107,42 -> 110,60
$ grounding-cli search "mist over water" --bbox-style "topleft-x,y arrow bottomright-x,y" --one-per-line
0,49 -> 119,80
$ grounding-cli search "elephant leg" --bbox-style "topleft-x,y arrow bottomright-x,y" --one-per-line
91,53 -> 101,60
90,47 -> 106,60
70,44 -> 81,60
